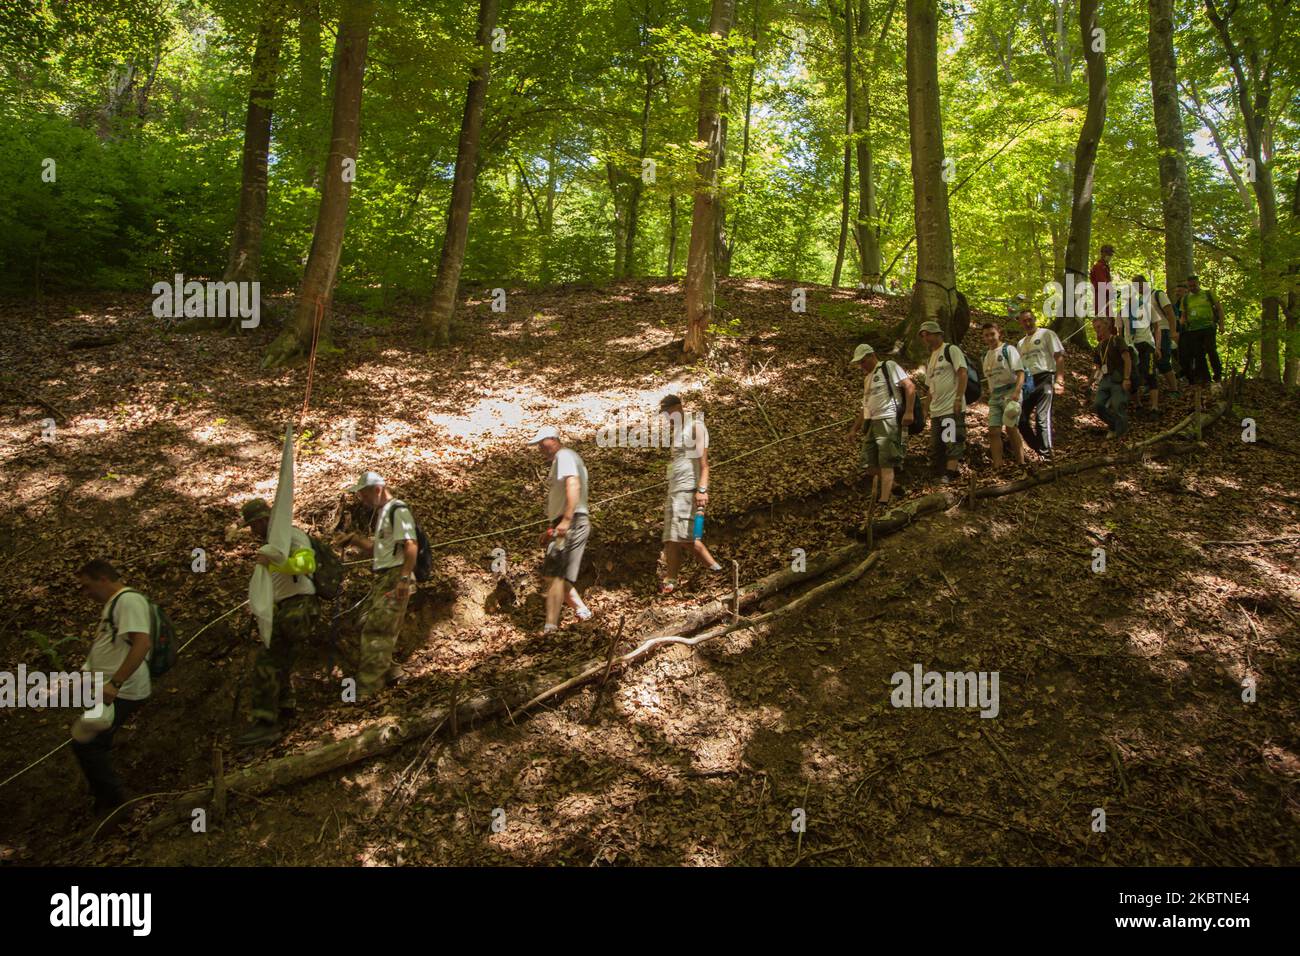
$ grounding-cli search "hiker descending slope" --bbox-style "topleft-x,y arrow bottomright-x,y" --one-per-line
529,426 -> 594,634
658,394 -> 724,595
980,322 -> 1027,470
236,498 -> 324,746
1014,308 -> 1065,461
340,471 -> 421,699
71,560 -> 156,815
848,343 -> 916,505
920,320 -> 972,485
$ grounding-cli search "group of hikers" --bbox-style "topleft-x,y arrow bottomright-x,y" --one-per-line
65,393 -> 718,816
851,249 -> 1228,506
61,248 -> 1227,817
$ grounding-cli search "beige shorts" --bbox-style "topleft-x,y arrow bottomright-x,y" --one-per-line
663,490 -> 696,543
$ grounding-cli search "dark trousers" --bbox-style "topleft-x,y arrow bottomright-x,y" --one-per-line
1017,372 -> 1055,456
1207,328 -> 1223,381
1181,328 -> 1213,386
71,695 -> 145,810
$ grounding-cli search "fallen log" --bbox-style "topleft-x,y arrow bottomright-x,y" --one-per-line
148,551 -> 884,834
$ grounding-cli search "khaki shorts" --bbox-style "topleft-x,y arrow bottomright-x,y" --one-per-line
663,490 -> 696,543
861,417 -> 904,469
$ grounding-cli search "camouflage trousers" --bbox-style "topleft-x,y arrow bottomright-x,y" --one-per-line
251,594 -> 319,722
358,566 -> 410,696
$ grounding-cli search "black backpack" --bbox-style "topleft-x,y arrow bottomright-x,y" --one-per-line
945,344 -> 982,405
307,535 -> 344,600
106,587 -> 177,678
384,500 -> 433,583
882,360 -> 924,435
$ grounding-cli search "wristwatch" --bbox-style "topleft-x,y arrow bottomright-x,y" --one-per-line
108,678 -> 121,690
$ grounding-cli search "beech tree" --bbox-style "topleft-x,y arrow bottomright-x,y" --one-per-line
423,0 -> 501,347
683,0 -> 736,358
903,0 -> 957,352
263,0 -> 375,369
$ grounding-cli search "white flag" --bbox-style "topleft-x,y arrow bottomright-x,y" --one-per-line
249,423 -> 295,647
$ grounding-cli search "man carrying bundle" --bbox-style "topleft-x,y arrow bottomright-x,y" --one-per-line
236,498 -> 321,746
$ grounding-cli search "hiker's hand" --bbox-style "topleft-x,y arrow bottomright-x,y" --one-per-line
902,413 -> 914,427
391,579 -> 412,601
555,517 -> 572,539
1123,379 -> 1133,393
538,528 -> 553,547
335,531 -> 357,549
1055,382 -> 1065,395
255,553 -> 272,567
102,682 -> 118,705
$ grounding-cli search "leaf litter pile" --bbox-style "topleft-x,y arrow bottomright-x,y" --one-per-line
1,278 -> 1297,865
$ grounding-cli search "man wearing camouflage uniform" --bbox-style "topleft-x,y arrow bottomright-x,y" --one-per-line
238,498 -> 320,746
341,471 -> 417,699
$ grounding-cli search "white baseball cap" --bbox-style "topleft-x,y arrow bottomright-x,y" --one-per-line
346,470 -> 385,493
850,344 -> 875,364
528,425 -> 560,445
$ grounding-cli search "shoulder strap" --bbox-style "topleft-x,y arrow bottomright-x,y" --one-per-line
881,360 -> 899,403
106,588 -> 143,641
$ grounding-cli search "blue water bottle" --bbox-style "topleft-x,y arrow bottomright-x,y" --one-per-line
692,505 -> 705,541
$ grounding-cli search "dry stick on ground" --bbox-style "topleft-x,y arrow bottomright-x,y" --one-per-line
1202,534 -> 1300,547
0,381 -> 68,423
587,614 -> 627,721
143,398 -> 1237,831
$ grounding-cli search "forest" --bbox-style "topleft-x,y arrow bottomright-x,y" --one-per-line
0,0 -> 1297,877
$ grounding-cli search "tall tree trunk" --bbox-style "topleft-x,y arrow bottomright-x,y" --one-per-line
713,71 -> 732,278
683,0 -> 737,358
1286,168 -> 1299,386
263,0 -> 374,369
423,0 -> 501,347
667,194 -> 679,278
1054,0 -> 1106,345
903,0 -> 956,355
832,0 -> 854,289
1147,0 -> 1193,292
726,0 -> 760,272
298,2 -> 325,188
224,8 -> 286,290
1205,0 -> 1281,382
607,160 -> 627,278
540,133 -> 559,284
853,0 -> 883,286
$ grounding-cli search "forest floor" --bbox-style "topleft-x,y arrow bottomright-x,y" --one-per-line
1,278 -> 1297,866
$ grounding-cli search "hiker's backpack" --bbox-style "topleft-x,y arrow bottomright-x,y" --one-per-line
107,588 -> 177,679
945,344 -> 982,405
307,535 -> 344,600
384,500 -> 433,583
882,360 -> 925,435
1000,345 -> 1033,405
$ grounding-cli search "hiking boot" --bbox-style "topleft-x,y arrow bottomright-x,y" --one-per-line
384,664 -> 406,685
236,720 -> 281,747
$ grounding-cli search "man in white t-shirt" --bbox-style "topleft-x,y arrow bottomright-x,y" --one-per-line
529,426 -> 593,634
1015,309 -> 1066,460
658,395 -> 723,596
236,498 -> 321,746
981,323 -> 1026,469
73,559 -> 152,813
1122,275 -> 1160,413
848,343 -> 915,504
920,320 -> 968,484
340,471 -> 418,699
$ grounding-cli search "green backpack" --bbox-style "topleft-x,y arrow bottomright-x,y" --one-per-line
107,588 -> 177,678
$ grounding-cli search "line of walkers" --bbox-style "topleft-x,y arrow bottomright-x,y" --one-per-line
64,395 -> 723,810
850,312 -> 1067,501
850,272 -> 1226,500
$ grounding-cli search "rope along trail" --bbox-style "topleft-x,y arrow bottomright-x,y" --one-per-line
0,415 -> 852,790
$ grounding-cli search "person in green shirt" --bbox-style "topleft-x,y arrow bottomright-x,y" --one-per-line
1179,274 -> 1225,400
